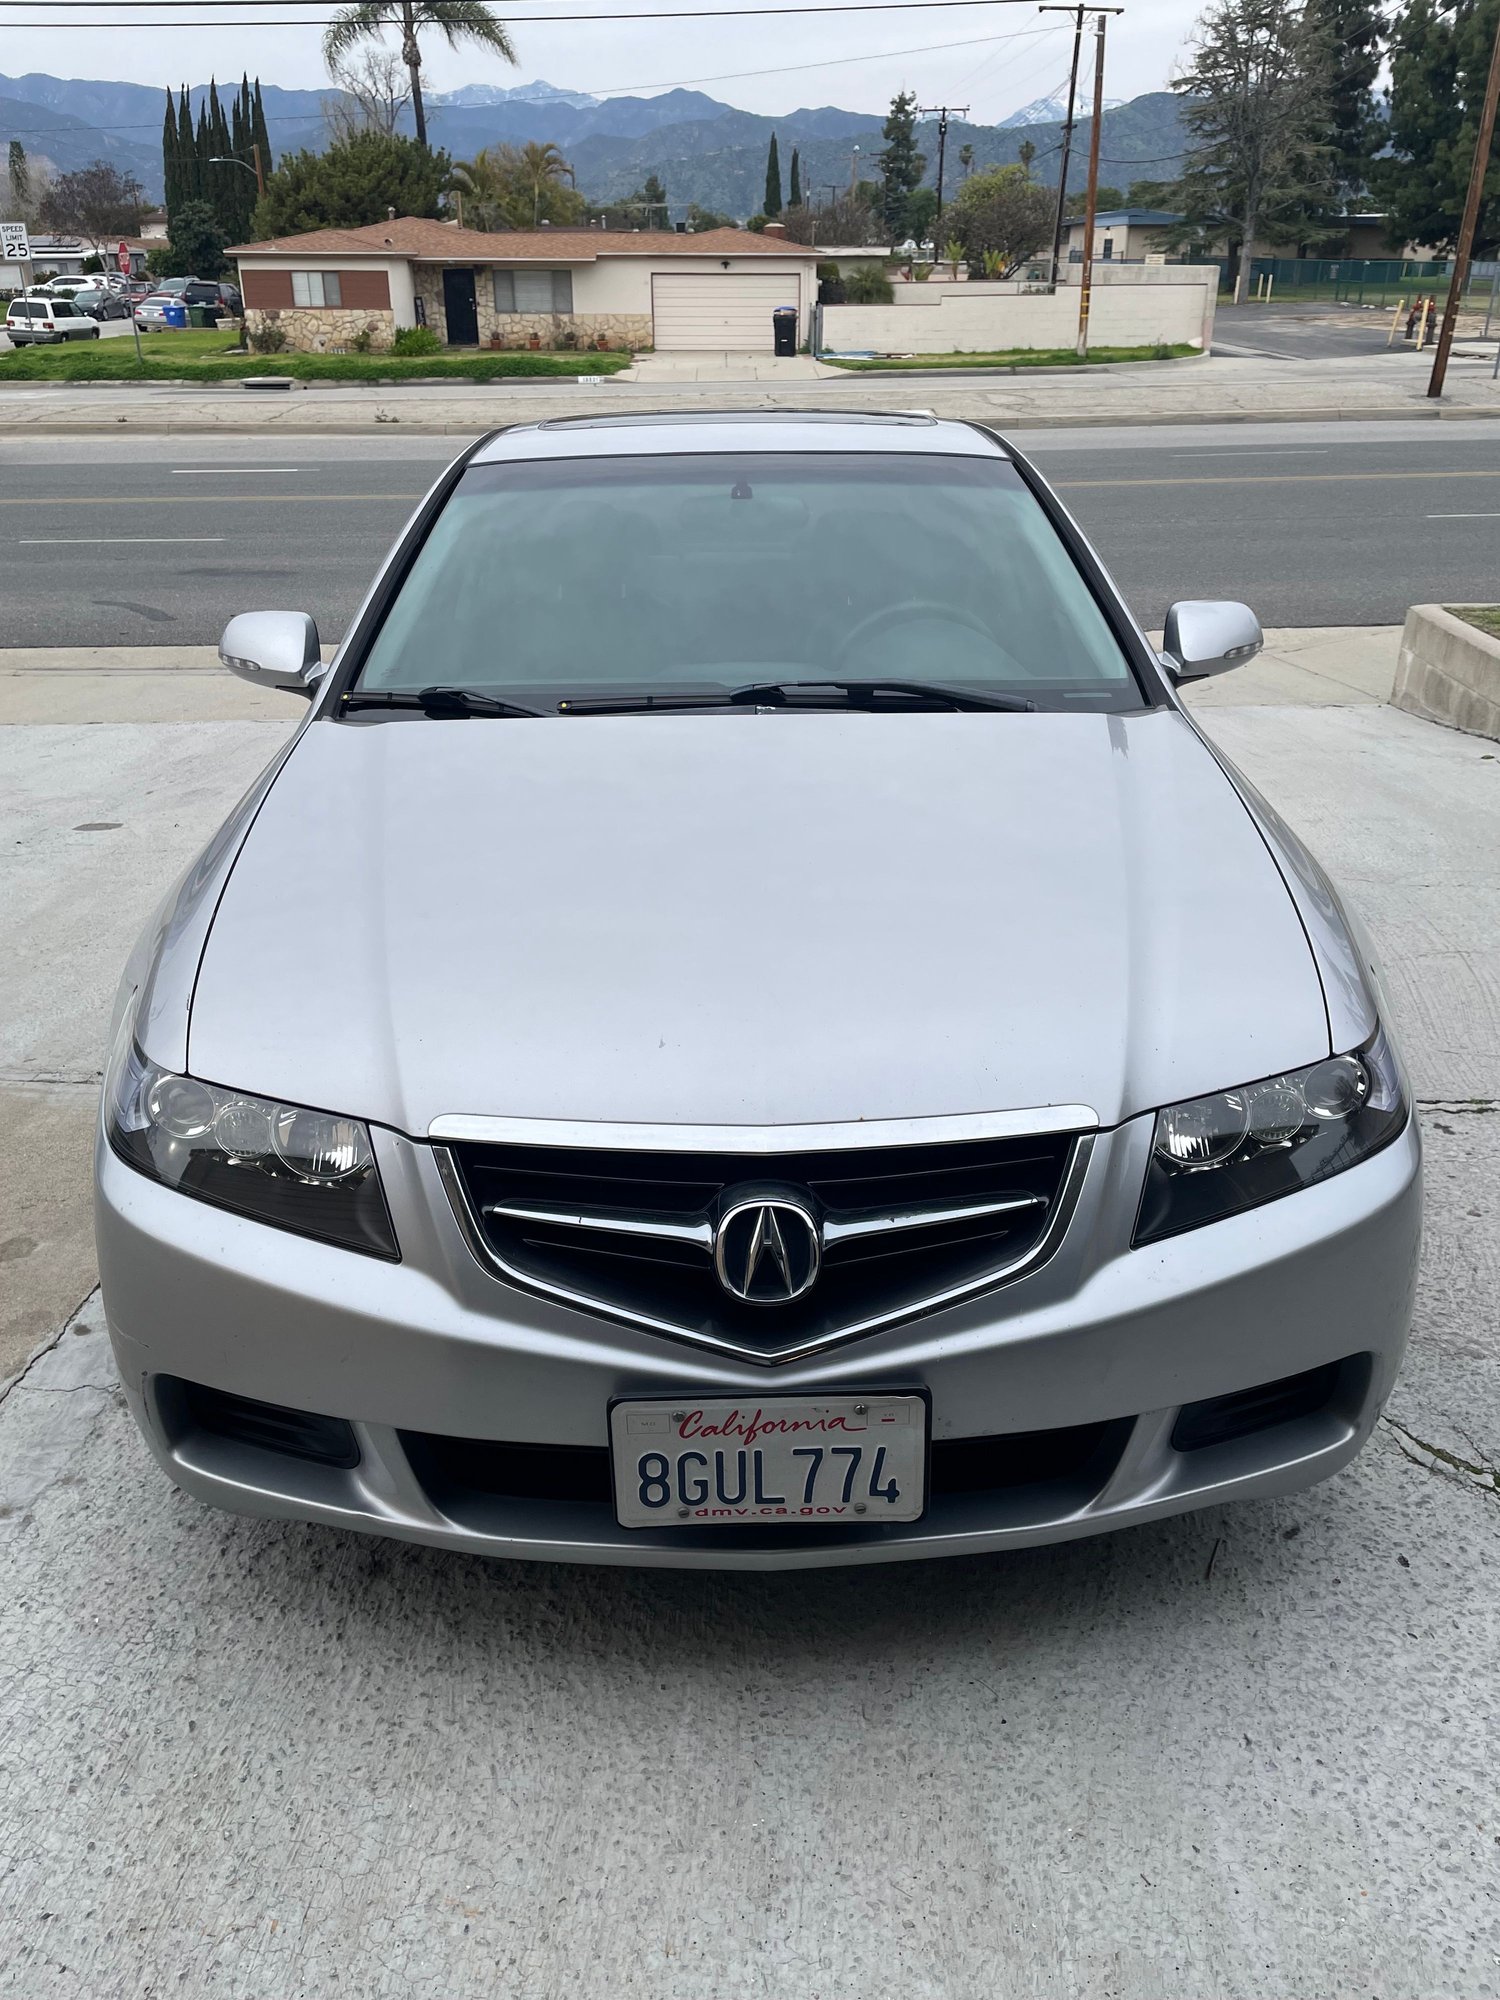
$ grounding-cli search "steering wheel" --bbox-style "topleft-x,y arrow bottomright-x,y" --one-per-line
834,599 -> 1017,675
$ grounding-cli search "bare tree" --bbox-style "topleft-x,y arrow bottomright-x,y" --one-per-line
321,0 -> 516,150
324,47 -> 412,140
37,160 -> 144,256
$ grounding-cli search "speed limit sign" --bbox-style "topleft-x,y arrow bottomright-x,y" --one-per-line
1,221 -> 31,262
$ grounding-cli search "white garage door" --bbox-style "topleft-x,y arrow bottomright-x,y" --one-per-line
651,273 -> 799,351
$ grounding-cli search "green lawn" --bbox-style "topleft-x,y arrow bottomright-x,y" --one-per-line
0,329 -> 633,382
821,342 -> 1199,372
1448,605 -> 1500,641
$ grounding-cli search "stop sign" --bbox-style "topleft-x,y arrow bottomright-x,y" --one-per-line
116,240 -> 130,274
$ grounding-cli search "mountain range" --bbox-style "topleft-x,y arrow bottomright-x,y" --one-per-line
0,69 -> 1189,220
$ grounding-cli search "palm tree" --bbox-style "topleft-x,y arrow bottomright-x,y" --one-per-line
450,141 -> 580,229
518,140 -> 572,226
958,142 -> 975,178
322,0 -> 516,150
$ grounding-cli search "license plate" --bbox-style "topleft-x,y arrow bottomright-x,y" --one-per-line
609,1393 -> 928,1529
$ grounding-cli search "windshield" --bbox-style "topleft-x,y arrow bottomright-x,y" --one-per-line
353,451 -> 1143,713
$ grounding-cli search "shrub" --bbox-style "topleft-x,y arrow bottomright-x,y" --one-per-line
351,323 -> 376,353
392,324 -> 442,357
843,263 -> 894,305
247,318 -> 288,354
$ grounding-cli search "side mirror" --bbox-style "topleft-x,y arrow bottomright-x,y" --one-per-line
1161,600 -> 1264,682
219,610 -> 325,697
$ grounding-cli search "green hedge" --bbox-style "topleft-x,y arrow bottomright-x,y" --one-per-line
0,334 -> 635,383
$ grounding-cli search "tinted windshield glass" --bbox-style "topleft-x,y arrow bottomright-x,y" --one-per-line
355,451 -> 1141,712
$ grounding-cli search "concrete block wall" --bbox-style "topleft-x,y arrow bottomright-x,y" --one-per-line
823,277 -> 1215,354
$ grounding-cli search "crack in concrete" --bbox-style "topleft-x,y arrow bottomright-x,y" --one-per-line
0,1070 -> 100,1089
1382,1415 -> 1499,1497
0,1290 -> 100,1412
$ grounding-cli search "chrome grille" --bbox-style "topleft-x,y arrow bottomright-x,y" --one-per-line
441,1128 -> 1086,1362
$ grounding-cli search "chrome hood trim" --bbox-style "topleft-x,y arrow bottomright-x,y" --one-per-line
427,1104 -> 1098,1149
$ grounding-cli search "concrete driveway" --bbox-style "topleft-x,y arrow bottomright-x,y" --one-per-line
1,636 -> 1496,1998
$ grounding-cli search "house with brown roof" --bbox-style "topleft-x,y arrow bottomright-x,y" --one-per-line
227,216 -> 822,355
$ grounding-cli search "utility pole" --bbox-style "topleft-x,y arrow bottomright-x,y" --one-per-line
1075,10 -> 1122,356
1427,5 -> 1500,398
920,104 -> 969,256
251,141 -> 265,198
1040,3 -> 1086,286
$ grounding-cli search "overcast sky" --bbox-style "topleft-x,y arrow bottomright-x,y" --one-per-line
1,0 -> 1197,124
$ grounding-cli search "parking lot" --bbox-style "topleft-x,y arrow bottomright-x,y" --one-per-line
2,615 -> 1496,1996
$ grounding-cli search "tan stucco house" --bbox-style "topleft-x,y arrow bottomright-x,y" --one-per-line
228,216 -> 822,354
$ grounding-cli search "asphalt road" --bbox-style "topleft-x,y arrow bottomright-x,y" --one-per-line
2,419 -> 1499,645
1211,300 -> 1427,361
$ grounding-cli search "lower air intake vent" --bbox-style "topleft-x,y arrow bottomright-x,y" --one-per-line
443,1128 -> 1084,1361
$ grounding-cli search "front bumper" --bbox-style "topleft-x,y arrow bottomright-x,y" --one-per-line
96,1111 -> 1422,1570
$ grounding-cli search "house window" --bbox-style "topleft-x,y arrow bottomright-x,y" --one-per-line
1101,238 -> 1114,260
291,270 -> 343,308
493,269 -> 573,314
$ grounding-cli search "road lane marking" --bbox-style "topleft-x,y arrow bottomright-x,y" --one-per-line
1053,468 -> 1500,489
171,466 -> 303,474
18,535 -> 227,545
0,492 -> 422,506
1169,448 -> 1331,456
1426,511 -> 1500,518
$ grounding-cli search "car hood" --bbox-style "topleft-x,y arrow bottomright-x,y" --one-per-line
185,708 -> 1330,1136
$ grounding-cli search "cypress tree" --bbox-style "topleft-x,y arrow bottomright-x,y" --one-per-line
764,133 -> 782,216
789,147 -> 802,207
162,90 -> 179,214
177,88 -> 196,203
251,80 -> 271,188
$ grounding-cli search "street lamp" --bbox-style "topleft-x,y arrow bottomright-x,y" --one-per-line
209,148 -> 265,197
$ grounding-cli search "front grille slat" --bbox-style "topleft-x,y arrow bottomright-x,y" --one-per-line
448,1130 -> 1080,1361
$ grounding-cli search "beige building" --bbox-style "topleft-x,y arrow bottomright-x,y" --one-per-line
1060,208 -> 1185,265
228,216 -> 822,353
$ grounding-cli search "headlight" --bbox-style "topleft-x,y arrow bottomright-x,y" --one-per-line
1134,1026 -> 1407,1246
106,1042 -> 398,1259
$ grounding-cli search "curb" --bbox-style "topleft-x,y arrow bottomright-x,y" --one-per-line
4,402 -> 1498,435
1393,603 -> 1500,742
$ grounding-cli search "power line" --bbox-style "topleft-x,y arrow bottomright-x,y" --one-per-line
591,22 -> 1056,94
0,0 -> 1044,11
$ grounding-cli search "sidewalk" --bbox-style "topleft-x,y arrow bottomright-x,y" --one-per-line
1,350 -> 1497,432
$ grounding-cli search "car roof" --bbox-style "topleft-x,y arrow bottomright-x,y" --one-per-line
469,412 -> 1013,466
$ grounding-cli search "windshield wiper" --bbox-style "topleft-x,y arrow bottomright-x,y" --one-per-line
342,686 -> 541,719
558,680 -> 1033,716
733,679 -> 1035,713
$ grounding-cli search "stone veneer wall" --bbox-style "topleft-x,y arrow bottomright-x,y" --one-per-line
246,306 -> 396,354
412,271 -> 649,349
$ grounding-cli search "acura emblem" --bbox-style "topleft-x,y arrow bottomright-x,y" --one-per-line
713,1196 -> 821,1305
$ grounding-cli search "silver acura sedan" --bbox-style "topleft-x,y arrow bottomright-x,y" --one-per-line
95,413 -> 1421,1569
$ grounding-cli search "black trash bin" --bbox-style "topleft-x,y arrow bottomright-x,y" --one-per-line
771,306 -> 798,357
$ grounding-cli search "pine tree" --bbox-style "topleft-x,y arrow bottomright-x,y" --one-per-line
764,134 -> 782,216
1174,0 -> 1333,301
1303,0 -> 1385,204
878,90 -> 927,240
789,147 -> 802,207
1376,0 -> 1500,252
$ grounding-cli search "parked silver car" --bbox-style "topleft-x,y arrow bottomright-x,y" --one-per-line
95,414 -> 1421,1570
